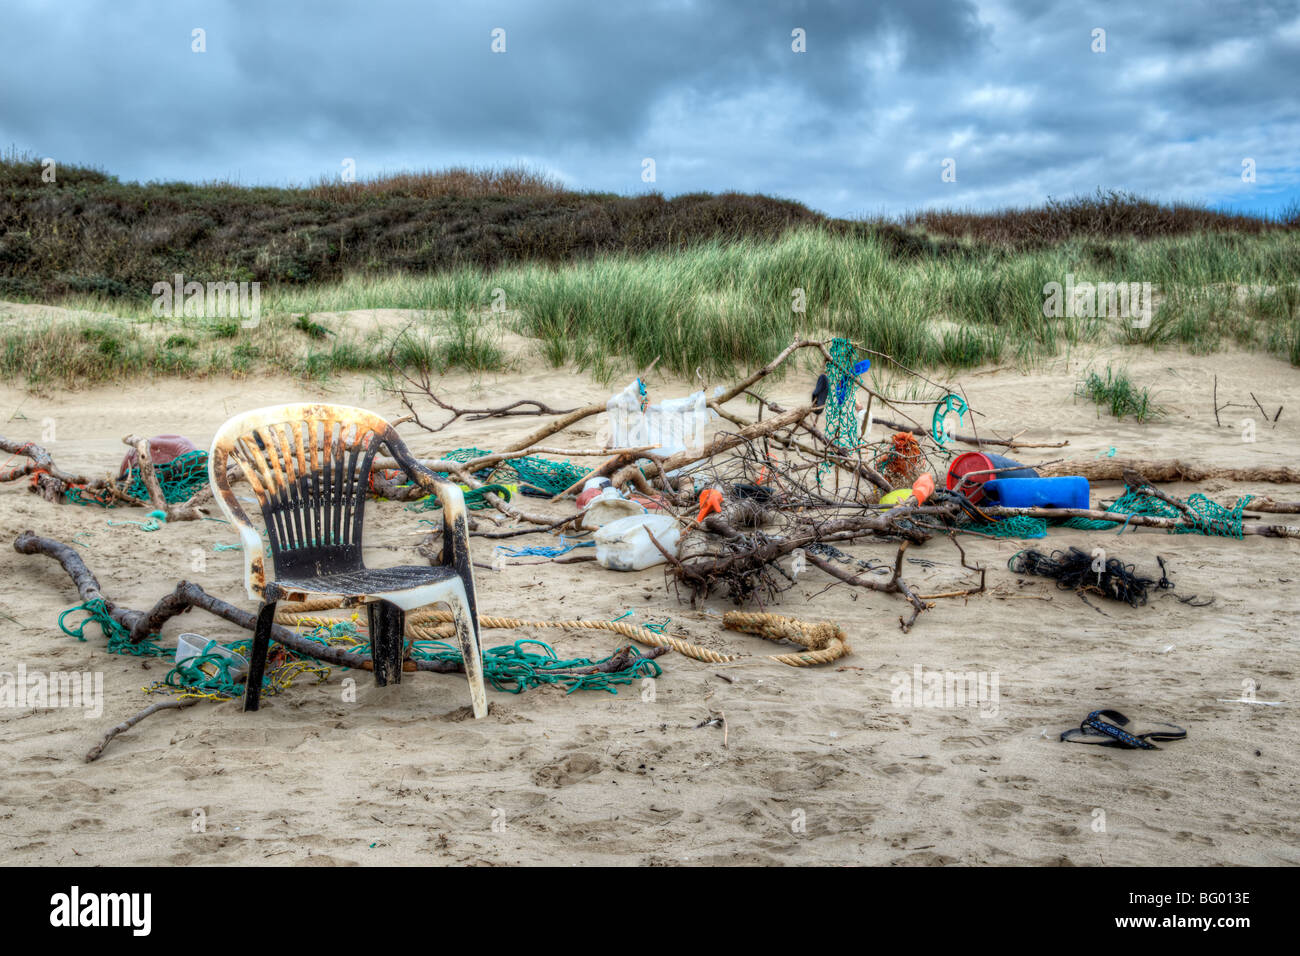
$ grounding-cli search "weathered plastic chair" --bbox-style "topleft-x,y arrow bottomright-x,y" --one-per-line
207,403 -> 487,718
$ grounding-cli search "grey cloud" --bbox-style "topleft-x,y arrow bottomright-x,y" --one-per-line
0,0 -> 1295,215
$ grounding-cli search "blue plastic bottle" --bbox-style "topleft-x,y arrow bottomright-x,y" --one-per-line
982,476 -> 1090,510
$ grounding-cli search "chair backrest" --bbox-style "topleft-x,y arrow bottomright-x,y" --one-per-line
209,403 -> 397,599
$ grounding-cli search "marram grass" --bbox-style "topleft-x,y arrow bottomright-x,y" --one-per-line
5,226 -> 1299,388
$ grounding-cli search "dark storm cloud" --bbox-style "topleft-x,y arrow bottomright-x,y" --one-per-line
1,0 -> 1296,215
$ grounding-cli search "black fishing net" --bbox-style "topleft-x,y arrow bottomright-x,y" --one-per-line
1008,546 -> 1176,608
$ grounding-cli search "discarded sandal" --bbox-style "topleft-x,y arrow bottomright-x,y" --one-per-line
1059,709 -> 1186,750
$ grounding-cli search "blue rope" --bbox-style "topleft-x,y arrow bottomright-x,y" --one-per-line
497,537 -> 596,558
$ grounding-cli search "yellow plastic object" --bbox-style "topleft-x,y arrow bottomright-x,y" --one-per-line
881,473 -> 935,507
879,487 -> 912,506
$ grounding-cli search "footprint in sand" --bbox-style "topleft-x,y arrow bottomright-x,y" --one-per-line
970,799 -> 1025,819
880,760 -> 945,777
950,752 -> 1000,767
531,752 -> 602,788
482,790 -> 549,813
1123,783 -> 1173,800
940,732 -> 1007,750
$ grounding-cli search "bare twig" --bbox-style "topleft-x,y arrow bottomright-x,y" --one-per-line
868,417 -> 1068,450
805,542 -> 930,632
85,699 -> 206,762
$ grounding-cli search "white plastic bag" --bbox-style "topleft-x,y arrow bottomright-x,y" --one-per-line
606,379 -> 709,457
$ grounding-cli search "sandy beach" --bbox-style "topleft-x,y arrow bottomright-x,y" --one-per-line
2,330 -> 1297,867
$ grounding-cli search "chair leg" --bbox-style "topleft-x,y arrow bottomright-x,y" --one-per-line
243,600 -> 277,712
448,584 -> 488,718
368,600 -> 405,687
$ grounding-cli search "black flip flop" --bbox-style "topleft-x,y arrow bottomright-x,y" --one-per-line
1060,709 -> 1187,750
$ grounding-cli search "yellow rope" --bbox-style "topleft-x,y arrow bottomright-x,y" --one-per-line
274,600 -> 850,667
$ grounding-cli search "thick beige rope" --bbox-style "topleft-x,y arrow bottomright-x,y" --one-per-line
722,611 -> 852,667
277,601 -> 734,662
274,600 -> 850,667
412,614 -> 738,663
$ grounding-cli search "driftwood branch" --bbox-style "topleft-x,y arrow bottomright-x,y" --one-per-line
868,417 -> 1068,450
15,529 -> 148,637
384,328 -> 580,433
549,447 -> 662,500
914,534 -> 989,601
122,435 -> 206,521
85,698 -> 205,762
0,436 -> 130,503
17,532 -> 677,676
708,339 -> 826,408
1237,497 -> 1300,514
1040,457 -> 1300,484
13,530 -> 456,668
500,403 -> 607,453
609,404 -> 813,489
805,542 -> 929,632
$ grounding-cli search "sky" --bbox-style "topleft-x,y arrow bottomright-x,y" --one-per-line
3,0 -> 1298,218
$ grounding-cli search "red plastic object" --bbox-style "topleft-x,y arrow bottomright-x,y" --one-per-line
576,486 -> 605,510
119,434 -> 197,477
911,473 -> 935,505
696,488 -> 723,523
945,451 -> 996,503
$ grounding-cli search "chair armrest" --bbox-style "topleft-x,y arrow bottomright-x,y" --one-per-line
208,439 -> 271,601
380,428 -> 482,629
235,524 -> 268,601
383,435 -> 474,572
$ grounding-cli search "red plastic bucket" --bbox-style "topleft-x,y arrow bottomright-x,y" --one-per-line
118,434 -> 197,478
945,452 -> 1037,503
946,452 -> 994,502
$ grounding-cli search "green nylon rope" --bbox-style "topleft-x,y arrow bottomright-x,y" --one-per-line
818,337 -> 861,487
65,450 -> 211,508
1104,489 -> 1254,538
959,488 -> 1255,539
298,619 -> 660,695
65,445 -> 592,510
496,456 -> 591,497
412,638 -> 661,695
59,603 -> 659,701
407,483 -> 515,512
404,447 -> 592,499
59,600 -> 171,658
160,642 -> 252,699
823,337 -> 860,450
963,515 -> 1049,539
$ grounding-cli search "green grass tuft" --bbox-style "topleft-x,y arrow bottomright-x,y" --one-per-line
1076,366 -> 1162,423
